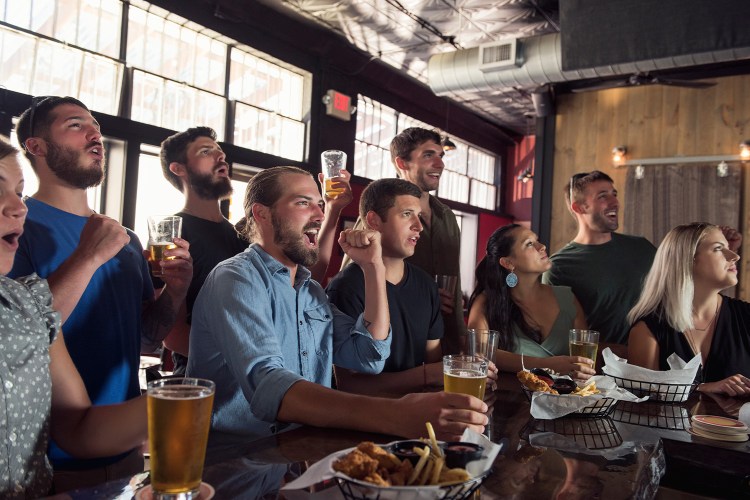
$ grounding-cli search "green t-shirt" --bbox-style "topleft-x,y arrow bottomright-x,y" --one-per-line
542,233 -> 656,345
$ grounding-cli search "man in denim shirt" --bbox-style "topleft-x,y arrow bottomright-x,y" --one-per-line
187,166 -> 488,441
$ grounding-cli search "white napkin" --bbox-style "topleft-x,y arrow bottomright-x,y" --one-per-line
529,375 -> 647,419
282,429 -> 504,499
600,348 -> 700,402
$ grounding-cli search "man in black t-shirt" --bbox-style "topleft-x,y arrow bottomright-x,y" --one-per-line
327,178 -> 444,395
160,127 -> 352,373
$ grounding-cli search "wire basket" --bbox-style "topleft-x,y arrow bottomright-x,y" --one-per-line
607,376 -> 697,403
521,417 -> 623,449
522,387 -> 618,418
611,400 -> 692,430
336,471 -> 488,500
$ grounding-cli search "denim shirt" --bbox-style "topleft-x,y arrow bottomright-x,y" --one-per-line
186,244 -> 391,437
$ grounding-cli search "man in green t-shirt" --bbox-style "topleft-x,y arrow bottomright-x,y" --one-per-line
542,171 -> 656,347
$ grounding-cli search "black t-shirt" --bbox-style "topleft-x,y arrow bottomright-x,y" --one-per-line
641,296 -> 750,383
326,262 -> 443,372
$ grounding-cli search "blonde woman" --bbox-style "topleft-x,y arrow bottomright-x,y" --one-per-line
627,222 -> 750,396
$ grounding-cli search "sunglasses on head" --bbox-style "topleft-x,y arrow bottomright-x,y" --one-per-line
569,172 -> 589,204
23,96 -> 54,149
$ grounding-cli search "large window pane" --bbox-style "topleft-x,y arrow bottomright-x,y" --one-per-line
229,48 -> 305,121
0,26 -> 122,114
131,70 -> 226,137
127,5 -> 226,95
2,0 -> 121,58
233,102 -> 304,161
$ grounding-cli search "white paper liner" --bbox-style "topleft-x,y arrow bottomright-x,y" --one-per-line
529,375 -> 647,419
600,348 -> 700,402
282,429 -> 504,499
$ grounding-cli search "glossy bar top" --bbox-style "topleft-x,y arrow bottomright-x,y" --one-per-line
60,373 -> 750,499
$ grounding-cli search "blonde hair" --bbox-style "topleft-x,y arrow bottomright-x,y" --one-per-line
627,222 -> 718,332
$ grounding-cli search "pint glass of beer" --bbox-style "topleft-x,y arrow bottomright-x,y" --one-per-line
147,215 -> 182,277
443,355 -> 488,400
321,150 -> 347,199
147,378 -> 215,499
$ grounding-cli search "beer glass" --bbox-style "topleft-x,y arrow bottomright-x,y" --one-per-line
320,150 -> 347,199
147,378 -> 215,499
569,329 -> 600,365
147,215 -> 182,277
443,355 -> 488,400
462,328 -> 500,364
434,274 -> 458,295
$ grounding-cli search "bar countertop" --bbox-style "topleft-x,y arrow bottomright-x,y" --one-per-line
58,373 -> 750,499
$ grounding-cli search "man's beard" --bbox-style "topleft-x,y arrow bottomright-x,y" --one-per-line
271,212 -> 319,267
591,211 -> 618,232
187,168 -> 233,200
45,141 -> 105,189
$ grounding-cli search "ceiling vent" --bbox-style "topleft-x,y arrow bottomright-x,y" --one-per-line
478,39 -> 520,72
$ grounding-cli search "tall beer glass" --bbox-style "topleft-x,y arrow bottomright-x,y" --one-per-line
147,378 -> 215,499
320,150 -> 347,198
443,355 -> 488,400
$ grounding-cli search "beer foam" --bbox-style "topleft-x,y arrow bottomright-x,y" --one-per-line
150,386 -> 213,400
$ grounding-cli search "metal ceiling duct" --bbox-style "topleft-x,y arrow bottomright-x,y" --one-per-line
428,33 -> 750,96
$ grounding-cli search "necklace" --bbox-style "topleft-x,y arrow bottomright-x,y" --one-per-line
684,298 -> 721,357
691,298 -> 721,331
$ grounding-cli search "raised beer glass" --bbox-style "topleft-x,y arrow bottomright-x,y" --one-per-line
147,378 -> 215,499
320,150 -> 347,199
443,355 -> 488,400
147,215 -> 182,277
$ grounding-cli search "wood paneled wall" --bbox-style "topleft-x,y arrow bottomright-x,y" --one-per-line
549,73 -> 750,299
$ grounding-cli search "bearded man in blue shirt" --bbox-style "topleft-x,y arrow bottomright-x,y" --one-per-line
187,166 -> 488,441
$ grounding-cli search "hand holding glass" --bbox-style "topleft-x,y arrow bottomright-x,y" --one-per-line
443,355 -> 488,400
147,215 -> 182,277
321,150 -> 347,198
147,378 -> 215,499
569,329 -> 600,366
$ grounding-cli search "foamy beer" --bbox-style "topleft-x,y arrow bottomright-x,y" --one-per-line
321,150 -> 347,198
443,355 -> 488,400
147,215 -> 182,277
147,378 -> 215,499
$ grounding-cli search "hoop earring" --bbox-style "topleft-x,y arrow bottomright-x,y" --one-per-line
505,270 -> 518,288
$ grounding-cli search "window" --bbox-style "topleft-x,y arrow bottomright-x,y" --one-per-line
229,47 -> 309,160
354,95 -> 499,210
130,69 -> 226,137
0,25 -> 123,114
2,0 -> 122,58
127,5 -> 227,95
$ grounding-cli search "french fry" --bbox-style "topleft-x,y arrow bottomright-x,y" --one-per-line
418,460 -> 434,486
407,446 -> 431,485
430,456 -> 444,484
425,422 -> 442,457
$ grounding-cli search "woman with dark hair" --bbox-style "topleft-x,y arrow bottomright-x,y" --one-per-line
467,224 -> 594,379
627,222 -> 750,395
